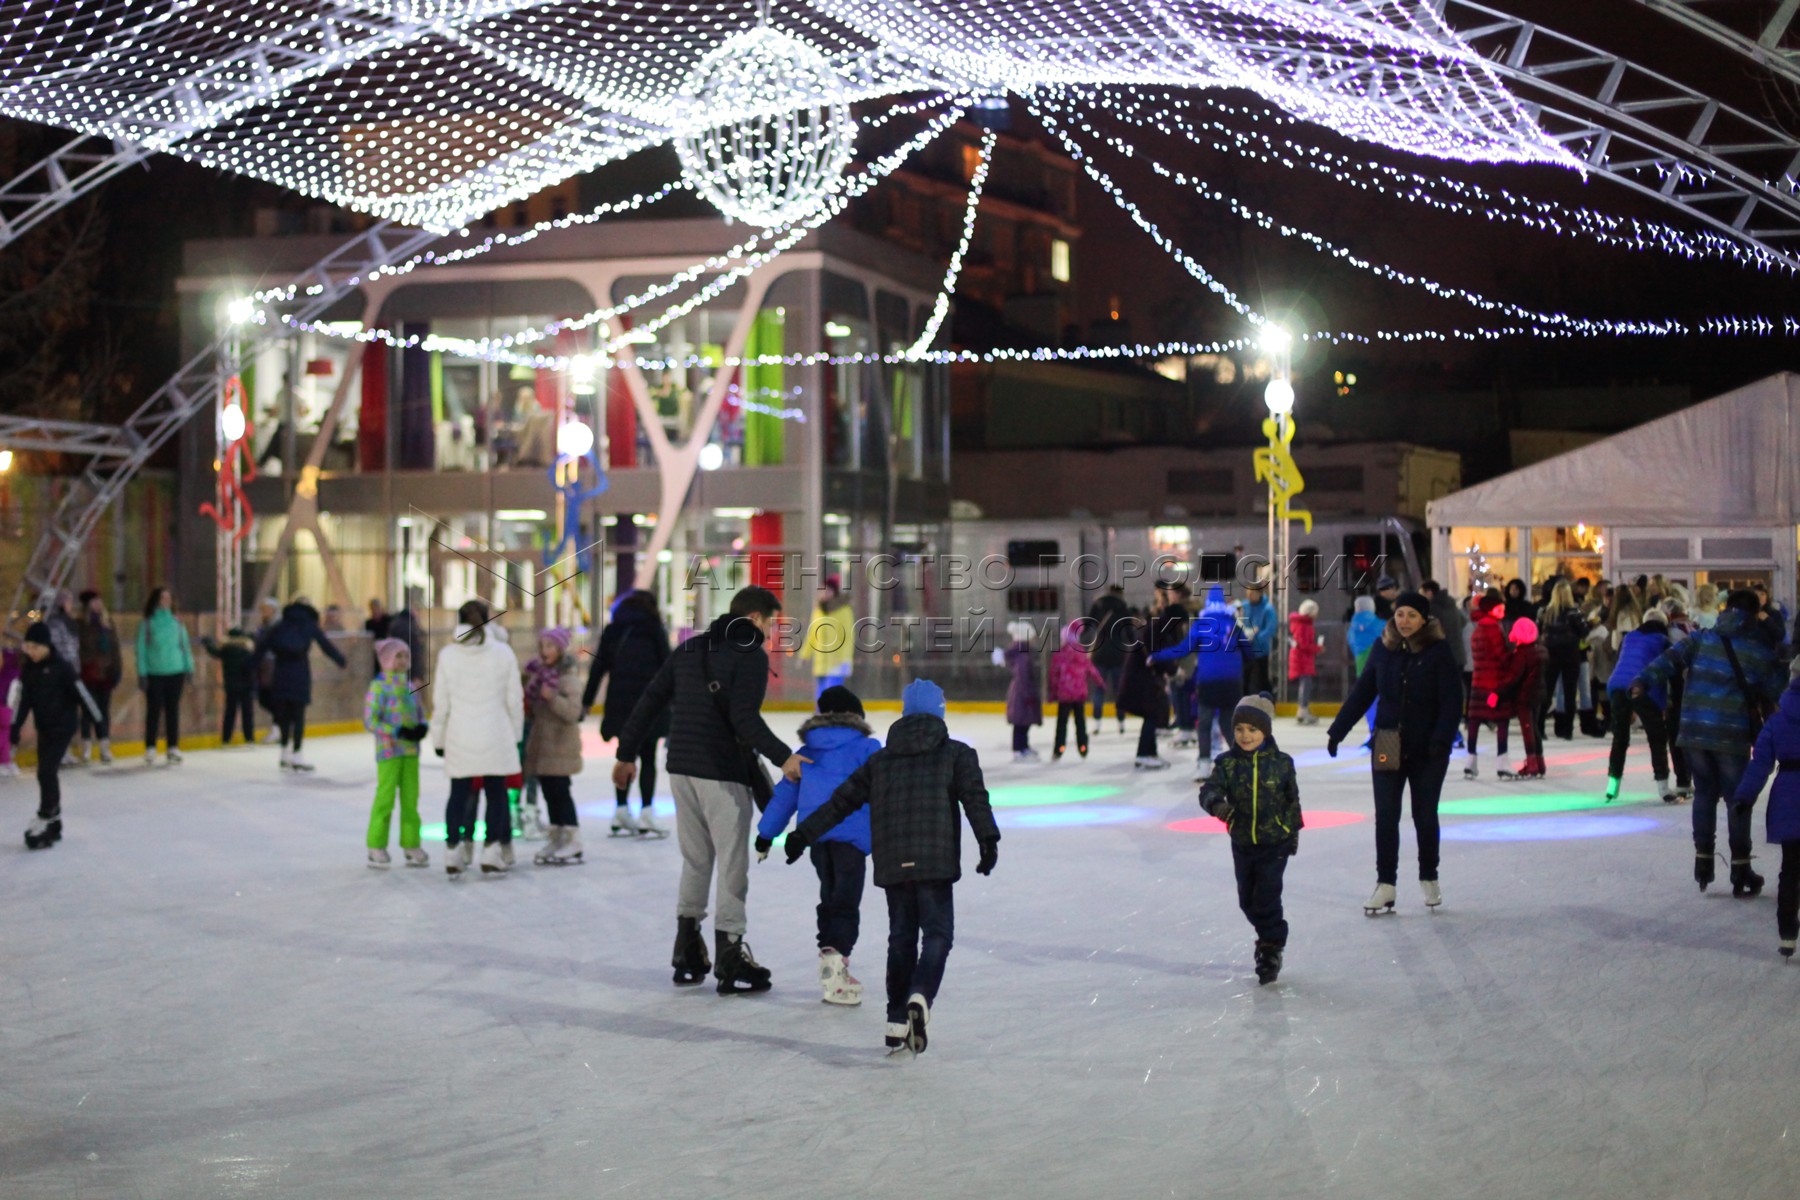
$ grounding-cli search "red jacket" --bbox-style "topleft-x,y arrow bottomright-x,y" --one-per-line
1468,605 -> 1515,719
1287,612 -> 1319,680
1048,642 -> 1105,704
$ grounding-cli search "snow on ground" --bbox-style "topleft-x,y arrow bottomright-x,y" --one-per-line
2,713 -> 1796,1199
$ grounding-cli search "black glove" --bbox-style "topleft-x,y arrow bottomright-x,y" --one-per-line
976,838 -> 999,876
434,747 -> 444,758
1283,834 -> 1299,858
1326,736 -> 1340,758
784,831 -> 809,864
8,726 -> 20,747
395,723 -> 428,742
754,836 -> 773,862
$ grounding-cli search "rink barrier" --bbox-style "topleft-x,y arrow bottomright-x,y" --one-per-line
7,720 -> 365,769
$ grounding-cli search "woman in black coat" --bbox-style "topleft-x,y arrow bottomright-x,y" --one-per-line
253,598 -> 347,772
585,589 -> 671,835
1327,590 -> 1464,916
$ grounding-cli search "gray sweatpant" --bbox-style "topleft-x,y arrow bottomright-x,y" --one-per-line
671,773 -> 756,936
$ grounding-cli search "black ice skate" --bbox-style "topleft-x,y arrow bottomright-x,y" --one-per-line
23,812 -> 61,850
1730,857 -> 1765,898
1253,941 -> 1284,985
1695,841 -> 1716,892
714,931 -> 773,995
671,917 -> 711,986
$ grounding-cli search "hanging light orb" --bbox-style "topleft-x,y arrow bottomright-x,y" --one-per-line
673,26 -> 857,229
557,419 -> 595,459
220,404 -> 247,444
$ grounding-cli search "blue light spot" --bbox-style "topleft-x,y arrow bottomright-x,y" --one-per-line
1443,815 -> 1660,842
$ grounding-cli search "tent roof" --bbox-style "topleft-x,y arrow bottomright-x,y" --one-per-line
1426,373 -> 1800,529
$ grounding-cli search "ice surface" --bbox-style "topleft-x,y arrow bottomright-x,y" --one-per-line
2,715 -> 1797,1199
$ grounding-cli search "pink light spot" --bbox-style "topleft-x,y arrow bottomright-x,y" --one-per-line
1167,810 -> 1366,834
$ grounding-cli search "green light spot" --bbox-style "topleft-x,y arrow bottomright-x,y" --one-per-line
988,785 -> 1121,808
1441,793 -> 1656,817
418,821 -> 500,842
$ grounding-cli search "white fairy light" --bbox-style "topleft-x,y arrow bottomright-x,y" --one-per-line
906,126 -> 995,360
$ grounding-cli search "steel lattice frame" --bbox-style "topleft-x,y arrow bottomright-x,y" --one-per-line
1630,0 -> 1800,87
0,221 -> 444,614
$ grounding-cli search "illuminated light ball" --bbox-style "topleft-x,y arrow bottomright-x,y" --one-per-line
1264,377 -> 1296,416
673,26 -> 857,228
557,419 -> 595,459
219,404 -> 247,444
225,297 -> 256,325
698,442 -> 725,471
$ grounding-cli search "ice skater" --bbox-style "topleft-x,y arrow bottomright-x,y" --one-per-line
754,684 -> 881,1005
1463,589 -> 1512,779
1000,620 -> 1042,761
254,597 -> 347,772
523,627 -> 586,866
1732,656 -> 1800,957
12,624 -> 82,849
1287,599 -> 1322,725
783,679 -> 999,1056
363,639 -> 429,868
1196,694 -> 1301,984
431,601 -> 525,879
1048,622 -> 1106,760
1149,585 -> 1243,781
1604,608 -> 1675,802
1496,617 -> 1547,780
584,589 -> 672,838
202,626 -> 260,746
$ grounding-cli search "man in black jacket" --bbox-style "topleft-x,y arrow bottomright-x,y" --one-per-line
784,678 -> 1000,1056
613,586 -> 806,994
13,623 -> 84,849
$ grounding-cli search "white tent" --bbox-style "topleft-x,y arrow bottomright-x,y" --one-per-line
1426,373 -> 1800,607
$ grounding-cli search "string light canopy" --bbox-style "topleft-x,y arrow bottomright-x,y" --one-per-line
0,0 -> 1576,232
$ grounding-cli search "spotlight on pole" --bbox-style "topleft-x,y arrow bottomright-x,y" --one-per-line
557,419 -> 595,459
226,297 -> 256,325
1264,377 -> 1296,417
1258,322 -> 1293,355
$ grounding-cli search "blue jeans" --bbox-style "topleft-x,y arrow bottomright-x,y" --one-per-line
814,671 -> 850,699
446,776 -> 512,846
811,840 -> 866,956
1687,748 -> 1752,857
885,881 -> 954,1023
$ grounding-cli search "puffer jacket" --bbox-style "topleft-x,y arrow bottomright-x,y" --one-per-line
1467,603 -> 1514,720
584,602 -> 672,741
1003,642 -> 1042,727
615,613 -> 792,785
1539,604 -> 1588,665
429,624 -> 525,778
254,602 -> 347,706
1287,611 -> 1318,679
1634,608 -> 1786,756
1733,684 -> 1800,843
1328,617 -> 1464,761
523,658 -> 585,778
10,653 -> 82,741
757,712 -> 882,853
1347,607 -> 1385,668
1607,625 -> 1672,707
1197,738 -> 1301,851
1048,639 -> 1105,704
364,670 -> 425,762
796,712 -> 999,887
1508,642 -> 1548,709
136,608 -> 195,678
1149,587 -> 1241,686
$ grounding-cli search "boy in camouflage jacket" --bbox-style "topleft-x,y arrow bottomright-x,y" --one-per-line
1196,693 -> 1302,985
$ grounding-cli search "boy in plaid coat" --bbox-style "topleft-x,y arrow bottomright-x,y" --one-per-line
364,639 -> 430,868
785,679 -> 999,1056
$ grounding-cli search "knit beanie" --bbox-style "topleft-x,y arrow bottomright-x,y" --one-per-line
902,678 -> 947,719
374,638 -> 410,673
1394,590 -> 1432,620
539,626 -> 573,652
1508,617 -> 1539,646
23,622 -> 51,648
1232,693 -> 1275,738
817,684 -> 864,717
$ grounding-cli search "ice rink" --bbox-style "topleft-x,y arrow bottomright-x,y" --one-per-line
3,711 -> 1797,1199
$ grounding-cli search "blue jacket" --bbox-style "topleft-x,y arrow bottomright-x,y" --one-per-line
1733,684 -> 1800,843
1347,610 -> 1384,661
757,712 -> 881,853
1634,609 -> 1786,756
1607,625 -> 1672,708
1327,617 -> 1463,760
1149,588 -> 1242,686
1240,597 -> 1276,660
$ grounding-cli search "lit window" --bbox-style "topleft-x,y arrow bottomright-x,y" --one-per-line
1050,238 -> 1071,283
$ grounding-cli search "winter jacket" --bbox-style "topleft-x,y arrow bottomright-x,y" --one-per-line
1347,609 -> 1385,668
1634,609 -> 1786,756
364,670 -> 425,762
1240,597 -> 1276,660
78,616 -> 123,691
523,658 -> 586,778
1120,607 -> 1188,722
1085,592 -> 1132,669
1328,617 -> 1463,761
1538,605 -> 1588,666
1467,606 -> 1514,720
1197,739 -> 1302,851
202,631 -> 259,693
1733,684 -> 1800,843
1150,588 -> 1242,687
1287,611 -> 1318,680
1003,642 -> 1042,727
1048,641 -> 1105,704
1507,643 -> 1549,710
796,712 -> 999,887
429,624 -> 526,778
1607,626 -> 1672,707
10,653 -> 82,742
1431,594 -> 1468,670
797,596 -> 855,678
253,602 -> 347,707
615,613 -> 792,785
757,712 -> 881,853
136,608 -> 195,678
584,603 -> 672,741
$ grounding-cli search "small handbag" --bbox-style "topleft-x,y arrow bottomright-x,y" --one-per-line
1371,727 -> 1403,772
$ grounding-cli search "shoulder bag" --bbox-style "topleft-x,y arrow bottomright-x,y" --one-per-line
1718,634 -> 1776,739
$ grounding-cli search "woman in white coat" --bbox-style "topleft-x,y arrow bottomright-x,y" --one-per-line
431,600 -> 525,878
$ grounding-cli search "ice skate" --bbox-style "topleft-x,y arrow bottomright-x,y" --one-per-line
1463,753 -> 1480,781
1192,758 -> 1213,783
905,993 -> 930,1054
1676,781 -> 1694,800
286,751 -> 312,773
1012,748 -> 1040,763
609,804 -> 640,837
144,748 -> 157,767
278,747 -> 291,770
671,917 -> 711,986
1780,938 -> 1796,959
885,1022 -> 911,1056
23,813 -> 61,850
367,848 -> 391,869
403,847 -> 430,868
1657,777 -> 1677,803
541,827 -> 584,866
1134,756 -> 1170,771
260,726 -> 279,744
500,842 -> 516,868
1420,880 -> 1443,910
97,739 -> 113,765
533,827 -> 566,864
445,842 -> 466,878
63,745 -> 82,768
819,949 -> 862,1006
1364,882 -> 1397,916
1730,858 -> 1764,898
0,762 -> 19,779
714,932 -> 773,994
1253,940 -> 1283,985
1051,749 -> 1064,763
166,748 -> 183,765
1605,776 -> 1620,802
1078,744 -> 1088,759
636,805 -> 669,839
1171,733 -> 1197,750
479,841 -> 509,874
1694,842 -> 1715,891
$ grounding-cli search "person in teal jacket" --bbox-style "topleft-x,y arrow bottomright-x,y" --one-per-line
1347,594 -> 1385,737
136,587 -> 195,764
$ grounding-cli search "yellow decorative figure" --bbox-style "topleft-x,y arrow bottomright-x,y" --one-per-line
1254,416 -> 1313,533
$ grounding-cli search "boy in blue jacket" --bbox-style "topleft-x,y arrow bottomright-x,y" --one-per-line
755,685 -> 881,1004
1732,656 -> 1800,957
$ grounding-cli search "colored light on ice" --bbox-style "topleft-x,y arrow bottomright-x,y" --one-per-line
1166,810 -> 1366,833
1441,793 -> 1652,816
1000,805 -> 1147,828
989,785 -> 1122,808
1443,815 -> 1661,842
